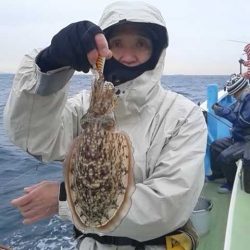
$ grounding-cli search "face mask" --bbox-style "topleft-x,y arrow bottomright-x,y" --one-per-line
104,56 -> 157,85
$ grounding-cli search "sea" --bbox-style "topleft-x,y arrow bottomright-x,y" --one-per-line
0,73 -> 228,250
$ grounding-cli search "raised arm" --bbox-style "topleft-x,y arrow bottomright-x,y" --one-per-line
4,21 -> 112,162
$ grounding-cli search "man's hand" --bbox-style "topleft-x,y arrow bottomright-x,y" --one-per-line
212,102 -> 222,111
212,103 -> 225,116
11,181 -> 60,224
212,102 -> 231,116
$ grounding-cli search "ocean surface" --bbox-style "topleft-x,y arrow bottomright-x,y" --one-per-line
0,73 -> 228,250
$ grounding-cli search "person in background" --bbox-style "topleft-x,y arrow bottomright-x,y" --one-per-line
240,44 -> 250,79
208,74 -> 250,193
4,1 -> 207,249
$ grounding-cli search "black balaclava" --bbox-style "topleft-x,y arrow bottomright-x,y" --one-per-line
103,21 -> 168,86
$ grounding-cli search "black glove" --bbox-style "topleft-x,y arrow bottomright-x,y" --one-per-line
36,21 -> 103,73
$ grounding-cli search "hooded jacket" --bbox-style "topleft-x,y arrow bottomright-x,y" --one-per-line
4,1 -> 207,249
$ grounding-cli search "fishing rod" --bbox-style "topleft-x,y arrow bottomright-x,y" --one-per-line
227,39 -> 249,44
0,167 -> 37,192
0,162 -> 49,194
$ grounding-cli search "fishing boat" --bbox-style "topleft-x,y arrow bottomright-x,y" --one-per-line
197,84 -> 250,250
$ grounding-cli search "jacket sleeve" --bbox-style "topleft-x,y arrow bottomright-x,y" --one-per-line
214,103 -> 237,123
3,49 -> 90,162
238,94 -> 250,127
106,106 -> 207,241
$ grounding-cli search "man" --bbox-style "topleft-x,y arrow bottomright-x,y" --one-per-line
209,74 -> 250,193
241,43 -> 250,79
4,1 -> 207,249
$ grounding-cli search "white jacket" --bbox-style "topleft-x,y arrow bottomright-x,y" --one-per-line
4,1 -> 207,249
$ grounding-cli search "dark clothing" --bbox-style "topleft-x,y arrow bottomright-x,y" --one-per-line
210,90 -> 250,185
213,92 -> 250,142
73,220 -> 198,250
210,137 -> 245,185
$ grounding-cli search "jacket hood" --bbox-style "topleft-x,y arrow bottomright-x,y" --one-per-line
99,1 -> 166,30
98,1 -> 168,117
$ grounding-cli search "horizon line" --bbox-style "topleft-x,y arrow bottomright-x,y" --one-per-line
0,72 -> 230,76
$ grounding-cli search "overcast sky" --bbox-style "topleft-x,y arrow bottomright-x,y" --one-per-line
0,0 -> 249,74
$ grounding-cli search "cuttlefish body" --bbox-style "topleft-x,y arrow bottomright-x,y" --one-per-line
64,59 -> 135,232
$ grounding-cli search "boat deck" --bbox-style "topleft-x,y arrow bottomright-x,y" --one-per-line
197,181 -> 231,250
224,162 -> 250,250
227,178 -> 250,249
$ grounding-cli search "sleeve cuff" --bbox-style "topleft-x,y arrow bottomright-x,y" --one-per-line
58,182 -> 72,221
34,65 -> 75,96
34,51 -> 74,96
58,200 -> 73,221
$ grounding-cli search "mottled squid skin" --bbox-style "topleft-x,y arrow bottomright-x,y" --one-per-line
64,70 -> 135,232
